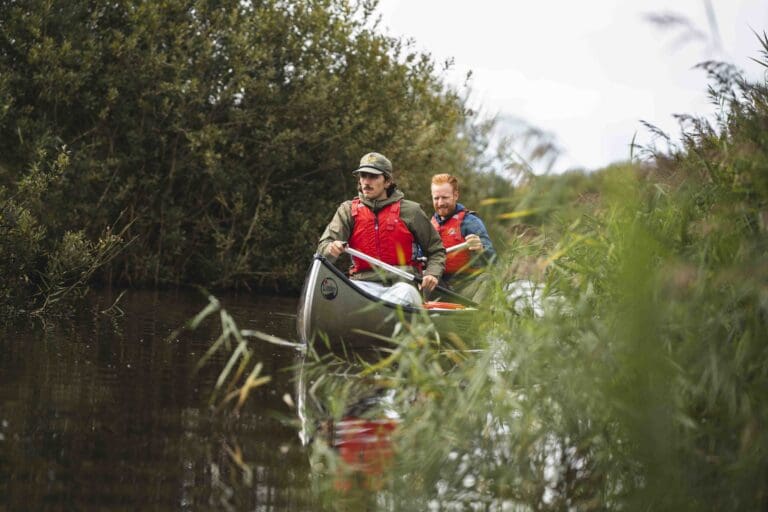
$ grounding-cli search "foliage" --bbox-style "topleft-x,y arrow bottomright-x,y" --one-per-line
0,0 -> 509,306
0,144 -> 125,317
175,293 -> 303,413
9,0 -> 765,508
292,37 -> 768,510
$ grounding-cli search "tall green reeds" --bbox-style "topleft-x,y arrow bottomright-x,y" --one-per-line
296,38 -> 768,510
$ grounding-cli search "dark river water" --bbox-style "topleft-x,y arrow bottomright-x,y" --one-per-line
0,289 -> 318,511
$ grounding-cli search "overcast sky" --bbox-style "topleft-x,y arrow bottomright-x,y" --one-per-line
376,1 -> 768,173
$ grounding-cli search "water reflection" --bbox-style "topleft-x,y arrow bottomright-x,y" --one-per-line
333,416 -> 397,493
294,349 -> 402,508
0,289 -> 314,511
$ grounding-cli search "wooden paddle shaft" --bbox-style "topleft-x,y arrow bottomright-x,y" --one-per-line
446,241 -> 470,254
341,243 -> 479,307
343,245 -> 418,282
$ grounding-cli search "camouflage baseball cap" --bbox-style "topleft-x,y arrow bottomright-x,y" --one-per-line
352,152 -> 392,177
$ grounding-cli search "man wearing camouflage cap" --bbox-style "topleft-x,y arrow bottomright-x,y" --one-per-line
318,152 -> 445,293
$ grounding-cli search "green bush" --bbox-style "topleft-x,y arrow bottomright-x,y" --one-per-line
0,145 -> 124,317
0,0 -> 508,294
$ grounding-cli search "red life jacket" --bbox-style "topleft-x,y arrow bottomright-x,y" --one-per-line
349,198 -> 416,273
431,209 -> 474,275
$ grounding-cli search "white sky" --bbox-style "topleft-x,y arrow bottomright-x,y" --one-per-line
376,1 -> 768,172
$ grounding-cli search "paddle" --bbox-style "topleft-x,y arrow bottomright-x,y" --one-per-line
446,240 -> 470,254
342,243 -> 479,307
413,240 -> 467,267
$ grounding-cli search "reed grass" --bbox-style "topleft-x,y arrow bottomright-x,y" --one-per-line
193,34 -> 768,512
293,38 -> 768,510
174,293 -> 302,413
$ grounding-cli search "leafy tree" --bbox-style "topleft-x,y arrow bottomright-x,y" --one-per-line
0,0 -> 510,311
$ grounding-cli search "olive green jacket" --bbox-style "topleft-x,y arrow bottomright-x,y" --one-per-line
317,189 -> 446,281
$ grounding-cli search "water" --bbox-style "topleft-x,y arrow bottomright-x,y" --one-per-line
0,289 -> 314,511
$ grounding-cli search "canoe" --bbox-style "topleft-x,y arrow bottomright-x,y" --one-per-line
296,254 -> 478,350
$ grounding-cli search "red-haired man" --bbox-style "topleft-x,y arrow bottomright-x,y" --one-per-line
431,173 -> 496,302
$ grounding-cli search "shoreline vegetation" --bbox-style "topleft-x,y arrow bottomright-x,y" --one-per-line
1,0 -> 512,318
202,29 -> 767,511
2,1 -> 767,507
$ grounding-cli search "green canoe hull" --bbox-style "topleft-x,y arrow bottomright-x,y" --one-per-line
297,255 -> 477,351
